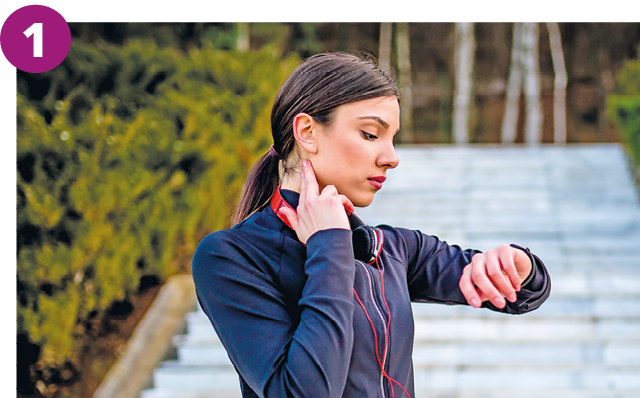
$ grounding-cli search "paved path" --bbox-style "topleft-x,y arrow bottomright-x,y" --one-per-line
141,143 -> 640,398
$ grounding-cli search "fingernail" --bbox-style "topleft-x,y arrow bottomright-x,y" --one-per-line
508,293 -> 516,302
471,298 -> 480,308
496,297 -> 506,308
302,159 -> 308,167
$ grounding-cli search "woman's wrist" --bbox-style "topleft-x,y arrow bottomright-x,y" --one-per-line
510,244 -> 539,289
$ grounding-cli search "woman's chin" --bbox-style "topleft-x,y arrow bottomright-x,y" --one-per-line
351,193 -> 376,208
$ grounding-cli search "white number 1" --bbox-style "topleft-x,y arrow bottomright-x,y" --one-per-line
24,23 -> 43,58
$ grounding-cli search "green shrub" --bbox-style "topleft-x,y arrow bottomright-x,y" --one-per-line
608,95 -> 640,164
17,39 -> 298,369
608,47 -> 640,165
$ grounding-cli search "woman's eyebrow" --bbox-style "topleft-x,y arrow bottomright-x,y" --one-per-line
357,116 -> 389,129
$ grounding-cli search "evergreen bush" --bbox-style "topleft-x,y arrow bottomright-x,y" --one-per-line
608,46 -> 640,166
17,38 -> 297,371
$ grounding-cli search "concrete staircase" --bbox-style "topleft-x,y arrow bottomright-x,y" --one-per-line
141,144 -> 640,398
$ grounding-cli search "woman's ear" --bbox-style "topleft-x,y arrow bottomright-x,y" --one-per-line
292,113 -> 318,155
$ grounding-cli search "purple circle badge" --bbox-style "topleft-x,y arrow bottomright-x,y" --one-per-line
1,5 -> 71,73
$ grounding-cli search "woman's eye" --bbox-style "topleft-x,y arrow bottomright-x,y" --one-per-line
362,131 -> 378,140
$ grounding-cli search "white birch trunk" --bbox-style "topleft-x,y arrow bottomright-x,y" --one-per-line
236,23 -> 250,52
452,22 -> 476,145
546,22 -> 567,144
502,23 -> 523,144
522,22 -> 543,145
378,23 -> 393,73
396,22 -> 413,143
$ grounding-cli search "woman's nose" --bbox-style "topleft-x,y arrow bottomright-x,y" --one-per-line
377,142 -> 399,169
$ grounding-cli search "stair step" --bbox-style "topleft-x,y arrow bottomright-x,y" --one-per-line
182,318 -> 640,343
561,257 -> 640,271
141,389 -> 241,398
152,362 -> 239,390
174,341 -> 233,366
411,343 -> 640,366
172,339 -> 640,367
412,365 -> 640,390
150,362 -> 640,391
410,298 -> 640,319
141,388 -> 640,398
413,318 -> 640,342
413,391 -> 640,398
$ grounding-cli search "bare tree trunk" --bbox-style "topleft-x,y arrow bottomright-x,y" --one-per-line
452,22 -> 476,145
546,22 -> 567,144
396,22 -> 413,143
378,23 -> 393,73
502,23 -> 523,144
236,23 -> 250,52
521,22 -> 543,145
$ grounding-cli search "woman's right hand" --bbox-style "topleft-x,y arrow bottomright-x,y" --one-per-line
279,159 -> 355,244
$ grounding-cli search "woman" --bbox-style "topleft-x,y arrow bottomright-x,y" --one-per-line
192,52 -> 551,398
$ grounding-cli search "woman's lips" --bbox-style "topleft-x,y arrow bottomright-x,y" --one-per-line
368,176 -> 386,189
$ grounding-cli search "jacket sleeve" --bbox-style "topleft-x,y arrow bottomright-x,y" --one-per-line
379,226 -> 551,315
192,228 -> 356,398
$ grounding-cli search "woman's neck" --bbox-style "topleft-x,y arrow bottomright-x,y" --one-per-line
280,175 -> 301,193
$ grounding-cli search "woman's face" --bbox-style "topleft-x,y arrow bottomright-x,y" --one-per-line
309,96 -> 400,207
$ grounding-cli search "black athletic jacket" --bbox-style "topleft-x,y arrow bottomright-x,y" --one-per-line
192,189 -> 551,398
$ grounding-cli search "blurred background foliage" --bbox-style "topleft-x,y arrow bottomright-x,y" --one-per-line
17,23 -> 300,395
608,44 -> 640,166
16,22 -> 640,397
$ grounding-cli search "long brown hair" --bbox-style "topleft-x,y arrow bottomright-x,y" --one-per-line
232,52 -> 401,225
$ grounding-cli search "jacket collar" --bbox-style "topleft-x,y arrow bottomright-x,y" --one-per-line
274,187 -> 367,232
272,187 -> 381,263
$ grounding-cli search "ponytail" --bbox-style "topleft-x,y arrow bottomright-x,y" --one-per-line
232,149 -> 281,225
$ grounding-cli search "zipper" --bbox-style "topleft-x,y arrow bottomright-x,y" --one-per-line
356,259 -> 390,398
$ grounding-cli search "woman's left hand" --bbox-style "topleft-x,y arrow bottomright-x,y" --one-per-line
458,244 -> 532,309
